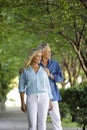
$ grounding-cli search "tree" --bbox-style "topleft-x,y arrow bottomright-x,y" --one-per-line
59,22 -> 87,77
0,0 -> 87,102
58,0 -> 87,76
61,54 -> 85,87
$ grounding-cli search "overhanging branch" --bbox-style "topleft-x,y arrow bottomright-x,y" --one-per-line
80,0 -> 87,9
78,23 -> 85,46
59,31 -> 78,53
46,0 -> 55,29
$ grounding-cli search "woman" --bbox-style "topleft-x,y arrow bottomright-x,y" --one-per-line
18,49 -> 53,130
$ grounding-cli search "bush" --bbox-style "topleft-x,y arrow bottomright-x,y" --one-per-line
60,82 -> 87,130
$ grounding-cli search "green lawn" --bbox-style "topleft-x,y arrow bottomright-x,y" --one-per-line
62,122 -> 77,127
47,116 -> 78,128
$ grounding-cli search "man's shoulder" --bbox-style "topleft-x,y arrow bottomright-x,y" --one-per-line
50,59 -> 59,65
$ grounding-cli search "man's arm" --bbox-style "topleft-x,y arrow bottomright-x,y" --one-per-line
44,68 -> 54,80
53,63 -> 64,83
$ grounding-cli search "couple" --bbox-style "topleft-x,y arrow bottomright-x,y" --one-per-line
18,43 -> 63,130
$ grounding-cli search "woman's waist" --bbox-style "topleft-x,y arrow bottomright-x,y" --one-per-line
26,89 -> 47,95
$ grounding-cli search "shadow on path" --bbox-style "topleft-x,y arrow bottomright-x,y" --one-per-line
0,107 -> 52,130
0,107 -> 86,130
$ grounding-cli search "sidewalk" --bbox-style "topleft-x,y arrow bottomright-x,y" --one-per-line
0,107 -> 85,130
0,107 -> 53,130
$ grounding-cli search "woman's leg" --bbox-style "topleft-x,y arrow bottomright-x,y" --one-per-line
26,94 -> 38,130
37,93 -> 49,130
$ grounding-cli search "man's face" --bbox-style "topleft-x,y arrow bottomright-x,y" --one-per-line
42,46 -> 51,59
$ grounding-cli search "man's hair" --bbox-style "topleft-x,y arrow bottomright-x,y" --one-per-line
37,43 -> 49,50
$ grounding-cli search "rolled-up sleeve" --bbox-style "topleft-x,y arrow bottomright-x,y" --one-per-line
53,63 -> 64,83
45,74 -> 53,99
18,72 -> 26,93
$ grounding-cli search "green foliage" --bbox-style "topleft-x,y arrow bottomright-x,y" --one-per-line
59,102 -> 69,119
0,63 -> 11,102
0,0 -> 86,102
62,119 -> 77,128
60,82 -> 87,128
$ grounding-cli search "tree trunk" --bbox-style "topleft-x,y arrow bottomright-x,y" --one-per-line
59,23 -> 87,77
82,125 -> 85,130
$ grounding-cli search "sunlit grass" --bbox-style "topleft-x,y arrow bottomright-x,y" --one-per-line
62,118 -> 77,127
47,116 -> 78,128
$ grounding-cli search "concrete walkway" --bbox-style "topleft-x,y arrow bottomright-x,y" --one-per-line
0,107 -> 85,130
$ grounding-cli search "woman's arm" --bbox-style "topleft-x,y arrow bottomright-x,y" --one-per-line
20,92 -> 27,113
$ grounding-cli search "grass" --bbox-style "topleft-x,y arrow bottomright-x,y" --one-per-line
62,122 -> 77,127
47,116 -> 78,128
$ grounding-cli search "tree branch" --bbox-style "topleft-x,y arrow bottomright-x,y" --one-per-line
46,0 -> 55,29
78,23 -> 85,46
59,30 -> 78,53
73,21 -> 79,44
59,30 -> 87,76
80,0 -> 87,9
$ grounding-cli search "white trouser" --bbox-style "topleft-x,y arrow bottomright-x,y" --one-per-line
49,101 -> 62,130
26,93 -> 49,130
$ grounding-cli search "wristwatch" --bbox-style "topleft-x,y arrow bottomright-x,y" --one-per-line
50,74 -> 53,79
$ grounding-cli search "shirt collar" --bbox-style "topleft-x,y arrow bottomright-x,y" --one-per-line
40,59 -> 51,67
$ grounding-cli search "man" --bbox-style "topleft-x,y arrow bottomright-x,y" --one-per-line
40,43 -> 63,130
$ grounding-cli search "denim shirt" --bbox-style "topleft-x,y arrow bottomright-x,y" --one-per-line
18,66 -> 53,99
40,59 -> 64,101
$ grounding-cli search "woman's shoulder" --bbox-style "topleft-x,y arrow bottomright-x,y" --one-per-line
40,66 -> 44,71
40,66 -> 48,76
40,66 -> 46,72
25,67 -> 32,72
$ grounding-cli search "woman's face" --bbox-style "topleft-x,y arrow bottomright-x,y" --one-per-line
32,51 -> 42,64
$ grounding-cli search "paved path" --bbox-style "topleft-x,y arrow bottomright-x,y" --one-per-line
0,107 -> 85,130
0,107 -> 53,130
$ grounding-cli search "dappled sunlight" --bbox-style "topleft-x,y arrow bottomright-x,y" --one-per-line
5,88 -> 21,107
5,76 -> 21,107
5,76 -> 27,107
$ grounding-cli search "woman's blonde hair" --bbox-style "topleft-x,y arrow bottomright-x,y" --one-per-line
24,49 -> 41,68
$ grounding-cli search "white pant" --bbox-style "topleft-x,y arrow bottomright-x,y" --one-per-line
26,93 -> 49,130
49,101 -> 62,130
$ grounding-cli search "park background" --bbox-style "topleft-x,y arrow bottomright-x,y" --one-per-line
0,0 -> 87,130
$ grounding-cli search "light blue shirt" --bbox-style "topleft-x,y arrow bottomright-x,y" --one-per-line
18,66 -> 53,99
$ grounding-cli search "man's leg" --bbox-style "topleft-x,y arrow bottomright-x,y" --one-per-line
49,101 -> 62,130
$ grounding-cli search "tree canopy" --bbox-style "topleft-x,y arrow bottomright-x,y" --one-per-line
0,0 -> 87,101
